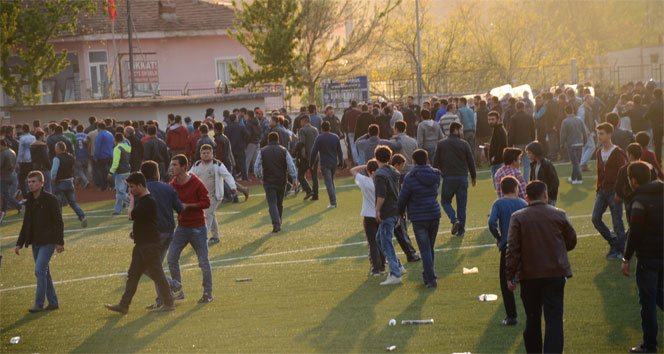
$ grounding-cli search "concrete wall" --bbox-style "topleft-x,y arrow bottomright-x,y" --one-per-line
7,93 -> 275,128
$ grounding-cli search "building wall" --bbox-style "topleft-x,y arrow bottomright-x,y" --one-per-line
599,45 -> 664,67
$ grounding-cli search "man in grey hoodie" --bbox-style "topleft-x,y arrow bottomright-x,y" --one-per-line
560,105 -> 588,184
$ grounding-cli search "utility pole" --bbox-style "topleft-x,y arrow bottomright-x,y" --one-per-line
415,0 -> 423,106
127,0 -> 135,98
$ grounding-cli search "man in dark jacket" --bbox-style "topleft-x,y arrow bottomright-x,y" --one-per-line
433,122 -> 476,237
627,94 -> 650,135
505,181 -> 577,354
475,100 -> 491,167
645,88 -> 663,164
526,141 -> 559,205
124,126 -> 144,172
593,123 -> 628,259
310,121 -> 343,208
397,149 -> 441,288
606,112 -> 635,151
488,111 -> 507,183
621,162 -> 663,354
354,104 -> 376,144
254,132 -> 297,233
225,114 -> 249,181
245,110 -> 262,175
46,124 -> 74,160
297,116 -> 319,200
143,125 -> 170,182
508,101 -> 536,181
51,142 -> 87,227
15,171 -> 65,312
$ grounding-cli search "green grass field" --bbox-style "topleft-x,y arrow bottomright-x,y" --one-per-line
0,164 -> 662,353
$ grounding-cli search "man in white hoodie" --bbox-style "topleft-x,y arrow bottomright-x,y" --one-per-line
189,144 -> 237,245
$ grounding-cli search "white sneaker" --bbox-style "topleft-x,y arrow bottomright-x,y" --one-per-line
327,204 -> 337,209
573,180 -> 583,184
380,274 -> 402,286
0,211 -> 5,225
567,177 -> 573,183
399,265 -> 407,274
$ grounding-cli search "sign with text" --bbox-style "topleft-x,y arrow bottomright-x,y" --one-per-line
122,60 -> 159,84
323,75 -> 369,109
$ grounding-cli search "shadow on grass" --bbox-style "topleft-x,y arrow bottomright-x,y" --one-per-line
1,311 -> 50,333
474,301 -> 523,353
72,305 -> 203,353
207,232 -> 274,266
295,280 -> 398,352
557,183 -> 590,207
316,231 -> 365,264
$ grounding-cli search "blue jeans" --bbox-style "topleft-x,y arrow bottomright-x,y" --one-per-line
490,163 -> 504,189
635,258 -> 664,350
31,244 -> 58,308
167,225 -> 212,294
74,159 -> 89,186
441,176 -> 468,234
567,146 -> 583,181
515,144 -> 531,183
580,133 -> 596,166
321,165 -> 337,206
41,170 -> 51,193
146,232 -> 176,306
1,177 -> 21,212
375,215 -> 402,277
114,173 -> 130,214
54,180 -> 85,220
591,189 -> 625,252
263,184 -> 285,228
412,219 -> 439,286
347,133 -> 358,165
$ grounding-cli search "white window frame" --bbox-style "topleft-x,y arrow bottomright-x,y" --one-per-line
88,50 -> 109,98
214,56 -> 241,86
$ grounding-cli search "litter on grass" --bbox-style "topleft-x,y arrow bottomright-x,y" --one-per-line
235,278 -> 253,282
462,267 -> 478,274
478,294 -> 498,301
10,336 -> 20,344
401,319 -> 434,325
386,345 -> 397,351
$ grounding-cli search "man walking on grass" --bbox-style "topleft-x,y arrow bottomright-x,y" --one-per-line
167,154 -> 214,304
51,142 -> 87,227
105,172 -> 175,314
309,121 -> 343,208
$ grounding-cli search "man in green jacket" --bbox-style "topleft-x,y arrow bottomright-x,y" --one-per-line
109,133 -> 132,215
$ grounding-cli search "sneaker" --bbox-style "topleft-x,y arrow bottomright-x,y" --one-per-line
111,212 -> 121,216
327,204 -> 337,209
145,303 -> 161,310
207,238 -> 220,245
629,344 -> 657,353
407,255 -> 421,262
294,185 -> 301,196
272,226 -> 281,233
456,232 -> 465,238
303,192 -> 313,201
451,221 -> 461,236
380,274 -> 402,286
502,317 -> 518,326
573,179 -> 583,184
0,211 -> 5,225
172,290 -> 185,301
45,304 -> 59,311
151,304 -> 176,313
310,195 -> 319,201
399,265 -> 407,274
425,282 -> 437,289
197,293 -> 213,304
105,303 -> 128,315
28,306 -> 44,313
567,177 -> 574,183
80,217 -> 88,228
607,251 -> 623,260
369,271 -> 383,277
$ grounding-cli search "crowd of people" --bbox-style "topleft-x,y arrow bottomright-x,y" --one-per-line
1,81 -> 662,353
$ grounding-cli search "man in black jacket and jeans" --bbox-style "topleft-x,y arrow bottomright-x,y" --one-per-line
621,162 -> 663,353
488,111 -> 507,184
15,171 -> 65,313
105,172 -> 175,314
509,102 -> 536,182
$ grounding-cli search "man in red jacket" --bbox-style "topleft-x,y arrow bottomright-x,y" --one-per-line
166,154 -> 213,303
592,123 -> 628,260
185,121 -> 202,163
635,131 -> 664,180
165,115 -> 189,156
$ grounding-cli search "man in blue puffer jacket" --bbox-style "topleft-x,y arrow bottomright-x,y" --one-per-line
397,149 -> 442,288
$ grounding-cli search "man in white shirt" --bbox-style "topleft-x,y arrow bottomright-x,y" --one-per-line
350,160 -> 385,276
189,144 -> 237,245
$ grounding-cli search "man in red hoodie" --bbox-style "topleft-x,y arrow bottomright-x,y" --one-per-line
166,154 -> 213,303
635,131 -> 664,180
185,121 -> 202,163
165,115 -> 189,157
592,123 -> 628,260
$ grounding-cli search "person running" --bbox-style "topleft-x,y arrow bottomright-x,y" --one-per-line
190,144 -> 237,245
350,160 -> 385,276
254,132 -> 298,233
433,122 -> 476,237
15,171 -> 64,313
309,121 -> 343,208
51,142 -> 87,227
140,161 -> 184,310
374,145 -> 407,286
526,141 -> 559,206
621,161 -> 663,354
505,181 -> 577,354
397,149 -> 441,288
488,176 -> 527,326
493,148 -> 528,200
592,123 -> 628,260
109,133 -> 132,216
167,154 -> 214,304
105,172 -> 176,314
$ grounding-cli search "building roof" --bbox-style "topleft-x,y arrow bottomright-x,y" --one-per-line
65,0 -> 235,38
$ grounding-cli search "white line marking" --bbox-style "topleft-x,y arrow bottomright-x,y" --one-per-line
0,233 -> 600,293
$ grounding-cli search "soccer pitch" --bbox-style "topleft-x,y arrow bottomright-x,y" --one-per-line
0,164 -> 662,353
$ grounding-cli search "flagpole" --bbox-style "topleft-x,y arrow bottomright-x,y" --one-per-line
127,0 -> 135,98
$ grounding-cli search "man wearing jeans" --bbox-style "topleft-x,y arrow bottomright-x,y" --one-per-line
505,181 -> 577,354
109,133 -> 132,216
560,105 -> 588,184
141,161 -> 184,309
488,111 -> 507,184
397,149 -> 441,288
309,121 -> 343,208
621,162 -> 663,354
94,122 -> 114,191
374,145 -> 406,286
51,142 -> 87,228
15,171 -> 64,313
167,154 -> 213,304
593,123 -> 627,259
433,122 -> 477,237
254,132 -> 298,233
297,115 -> 319,201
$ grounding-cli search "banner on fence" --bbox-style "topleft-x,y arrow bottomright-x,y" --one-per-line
323,75 -> 369,109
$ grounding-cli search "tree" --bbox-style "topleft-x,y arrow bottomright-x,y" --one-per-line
228,0 -> 300,89
0,0 -> 97,105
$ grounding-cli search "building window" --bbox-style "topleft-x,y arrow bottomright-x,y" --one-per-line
88,50 -> 109,97
215,58 -> 241,86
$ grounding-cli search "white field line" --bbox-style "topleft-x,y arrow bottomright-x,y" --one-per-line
0,232 -> 600,293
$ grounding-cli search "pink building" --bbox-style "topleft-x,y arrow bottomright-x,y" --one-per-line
46,0 -> 254,102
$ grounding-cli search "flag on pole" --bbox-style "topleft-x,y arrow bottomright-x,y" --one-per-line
105,0 -> 117,22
